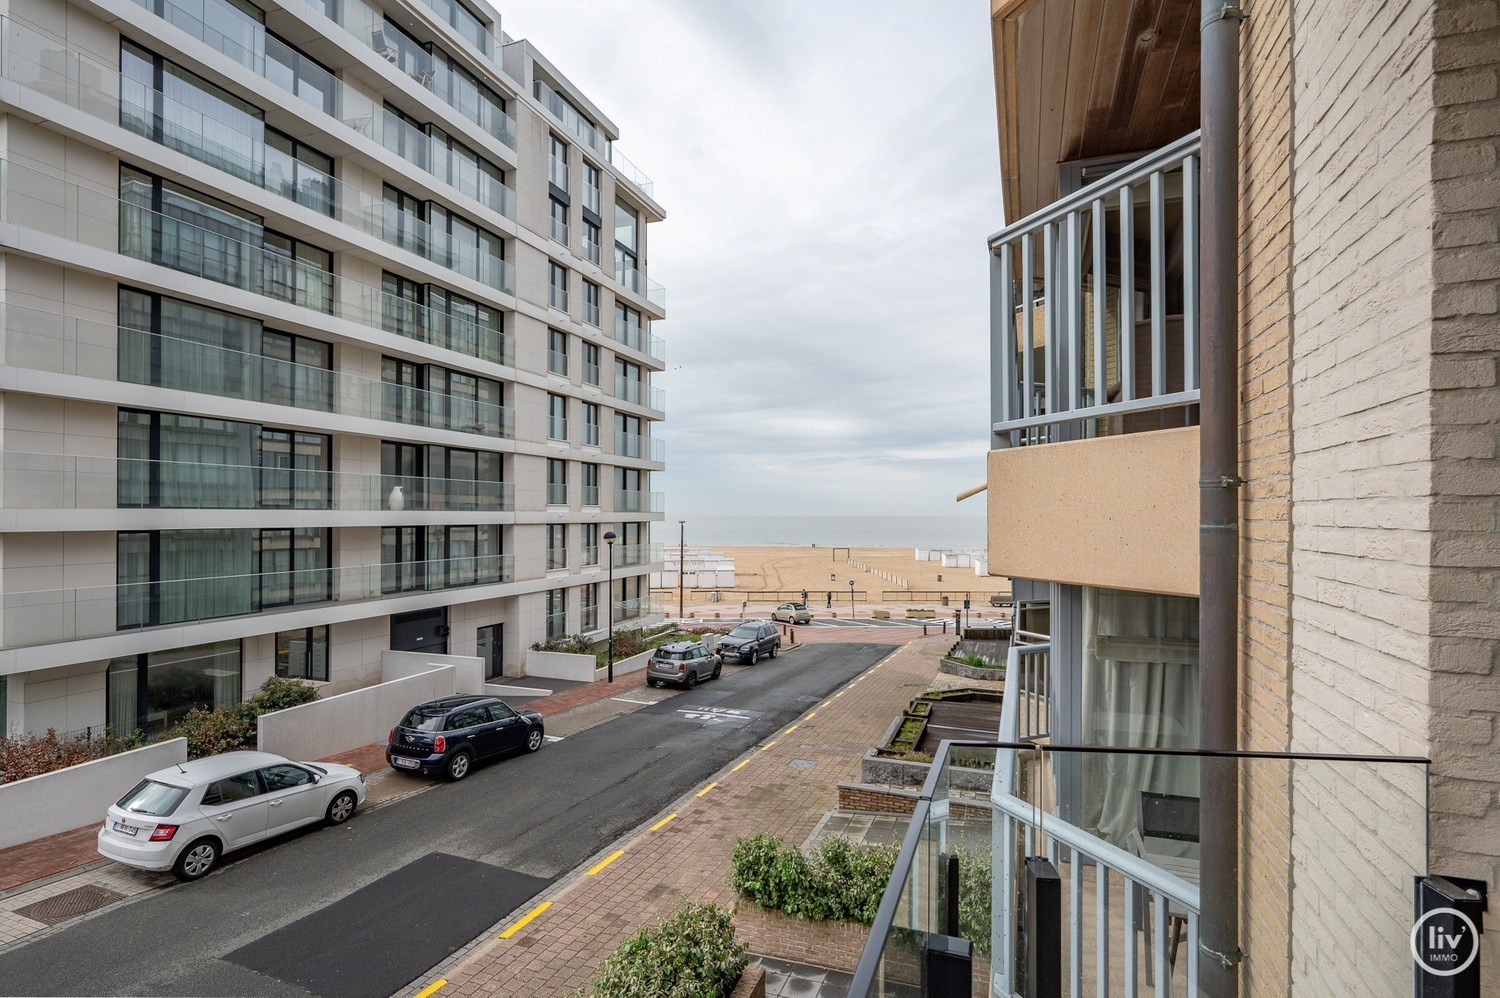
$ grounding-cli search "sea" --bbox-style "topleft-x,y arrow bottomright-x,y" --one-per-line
653,515 -> 987,550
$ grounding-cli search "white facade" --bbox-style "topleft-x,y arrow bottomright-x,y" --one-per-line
0,0 -> 666,737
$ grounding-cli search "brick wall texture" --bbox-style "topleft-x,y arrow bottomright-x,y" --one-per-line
1236,2 -> 1296,996
1284,0 -> 1499,993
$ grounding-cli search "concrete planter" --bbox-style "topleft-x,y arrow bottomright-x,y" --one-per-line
595,648 -> 652,679
903,609 -> 935,619
939,657 -> 1007,681
525,650 -> 599,682
732,899 -> 870,975
859,747 -> 995,791
871,609 -> 890,620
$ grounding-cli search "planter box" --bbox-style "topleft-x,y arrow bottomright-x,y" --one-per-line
871,609 -> 890,620
903,609 -> 935,619
525,650 -> 599,682
729,963 -> 766,998
860,748 -> 997,791
595,648 -> 652,679
939,657 -> 1008,682
732,899 -> 870,974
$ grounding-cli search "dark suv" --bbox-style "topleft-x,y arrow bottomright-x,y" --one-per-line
717,621 -> 781,664
387,695 -> 545,782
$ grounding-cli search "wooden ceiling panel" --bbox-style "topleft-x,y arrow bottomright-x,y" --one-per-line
991,0 -> 1201,226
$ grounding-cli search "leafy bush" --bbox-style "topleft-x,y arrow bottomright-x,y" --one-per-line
731,834 -> 896,924
954,653 -> 1000,668
953,844 -> 993,955
531,633 -> 596,654
0,729 -> 101,785
586,900 -> 746,998
169,677 -> 320,758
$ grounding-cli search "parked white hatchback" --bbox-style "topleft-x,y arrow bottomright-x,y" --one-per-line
97,750 -> 366,881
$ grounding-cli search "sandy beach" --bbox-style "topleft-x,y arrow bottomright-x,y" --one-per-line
656,545 -> 1010,607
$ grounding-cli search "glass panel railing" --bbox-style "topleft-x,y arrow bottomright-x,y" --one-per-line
611,314 -> 666,363
546,483 -> 567,505
546,547 -> 567,571
0,555 -> 516,648
610,594 -> 662,621
548,349 -> 569,376
535,79 -> 606,157
607,144 -> 655,200
544,609 -> 566,639
613,435 -> 667,463
1,454 -> 514,511
0,162 -> 517,372
582,486 -> 600,507
348,198 -> 516,295
851,741 -> 1430,998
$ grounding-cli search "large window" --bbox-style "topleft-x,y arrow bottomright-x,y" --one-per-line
381,184 -> 507,292
582,463 -> 600,506
580,583 -> 598,632
276,625 -> 328,681
614,199 -> 639,291
380,272 -> 507,364
547,458 -> 568,505
118,288 -> 334,410
120,167 -> 333,312
584,164 -> 601,215
116,528 -> 329,628
549,134 -> 569,191
548,329 -> 569,376
545,588 -> 566,639
546,524 -> 567,570
381,441 -> 503,510
547,394 -> 568,441
381,356 -> 506,436
118,410 -> 330,509
615,303 -> 642,351
381,524 -> 503,593
549,197 -> 569,245
583,220 -> 601,265
582,401 -> 600,446
582,523 -> 600,566
615,358 -> 643,405
583,342 -> 601,386
548,261 -> 569,311
582,280 -> 601,326
108,640 -> 242,737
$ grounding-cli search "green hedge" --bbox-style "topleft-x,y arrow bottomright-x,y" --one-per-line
730,834 -> 896,924
169,677 -> 320,758
585,901 -> 746,997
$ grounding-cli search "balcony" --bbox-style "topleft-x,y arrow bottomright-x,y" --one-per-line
0,555 -> 515,650
849,644 -> 1431,997
1,454 -> 514,513
613,259 -> 667,312
352,198 -> 517,296
613,490 -> 665,515
613,543 -> 662,569
611,313 -> 667,364
535,79 -> 656,201
986,133 -> 1202,597
545,609 -> 566,639
612,376 -> 665,412
610,594 -> 662,623
613,433 -> 666,464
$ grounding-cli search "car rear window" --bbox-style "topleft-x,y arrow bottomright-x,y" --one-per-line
117,778 -> 189,817
400,710 -> 447,731
659,649 -> 690,660
728,625 -> 757,638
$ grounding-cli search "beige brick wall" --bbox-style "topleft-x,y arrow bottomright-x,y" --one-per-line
1236,2 -> 1295,994
1287,0 -> 1440,992
1428,0 -> 1500,990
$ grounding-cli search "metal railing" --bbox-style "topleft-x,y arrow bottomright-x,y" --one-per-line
544,609 -> 566,639
1000,637 -> 1053,742
613,433 -> 666,463
1,454 -> 514,512
546,483 -> 568,505
613,260 -> 667,312
546,547 -> 567,571
613,490 -> 665,515
990,131 -> 1201,446
611,314 -> 667,363
1,555 -> 515,649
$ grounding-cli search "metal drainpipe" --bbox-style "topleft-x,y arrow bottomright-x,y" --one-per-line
1199,2 -> 1247,996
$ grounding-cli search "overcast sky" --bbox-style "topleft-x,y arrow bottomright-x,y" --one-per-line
505,0 -> 1003,518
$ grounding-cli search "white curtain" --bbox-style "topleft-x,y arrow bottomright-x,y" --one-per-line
1079,587 -> 1200,849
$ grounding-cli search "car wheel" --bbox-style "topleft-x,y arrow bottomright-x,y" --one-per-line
526,726 -> 545,752
325,790 -> 357,825
444,751 -> 472,782
712,662 -> 722,680
172,837 -> 220,881
749,649 -> 759,666
648,679 -> 659,688
770,644 -> 778,659
685,670 -> 697,690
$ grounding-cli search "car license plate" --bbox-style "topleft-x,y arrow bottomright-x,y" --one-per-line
112,820 -> 140,836
391,756 -> 419,770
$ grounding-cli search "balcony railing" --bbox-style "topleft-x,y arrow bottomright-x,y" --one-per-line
1,454 -> 514,512
535,78 -> 656,201
546,546 -> 567,571
351,198 -> 516,296
613,433 -> 666,463
613,260 -> 667,312
607,145 -> 655,200
1,164 -> 516,373
548,348 -> 569,376
546,482 -> 568,505
989,131 -> 1201,447
611,314 -> 667,363
610,594 -> 662,622
583,485 -> 600,507
0,555 -> 515,649
610,377 -> 665,412
545,609 -> 566,639
611,543 -> 662,568
613,490 -> 665,515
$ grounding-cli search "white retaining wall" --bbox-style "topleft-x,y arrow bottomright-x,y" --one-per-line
0,738 -> 188,849
257,667 -> 456,761
382,650 -> 484,693
524,650 -> 597,682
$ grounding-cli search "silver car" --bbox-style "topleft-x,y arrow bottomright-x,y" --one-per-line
647,641 -> 721,689
771,602 -> 811,624
97,750 -> 366,881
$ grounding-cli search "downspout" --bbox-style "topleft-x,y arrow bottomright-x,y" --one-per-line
1199,2 -> 1246,996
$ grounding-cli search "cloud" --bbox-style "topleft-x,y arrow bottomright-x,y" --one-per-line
501,0 -> 1002,516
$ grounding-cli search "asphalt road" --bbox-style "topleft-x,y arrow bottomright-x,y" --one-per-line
0,641 -> 892,998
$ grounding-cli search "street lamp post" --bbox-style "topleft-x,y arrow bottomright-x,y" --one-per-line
849,579 -> 855,621
604,530 -> 617,683
677,519 -> 686,621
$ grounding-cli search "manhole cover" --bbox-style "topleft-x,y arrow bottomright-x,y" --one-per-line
789,759 -> 817,769
14,884 -> 126,925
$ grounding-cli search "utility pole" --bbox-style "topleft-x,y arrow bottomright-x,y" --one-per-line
604,530 -> 617,683
849,579 -> 855,621
677,519 -> 685,621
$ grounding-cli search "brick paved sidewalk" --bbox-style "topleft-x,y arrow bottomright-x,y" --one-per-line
421,634 -> 951,998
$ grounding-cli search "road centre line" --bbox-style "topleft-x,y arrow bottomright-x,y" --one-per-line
498,901 -> 552,939
585,850 -> 625,876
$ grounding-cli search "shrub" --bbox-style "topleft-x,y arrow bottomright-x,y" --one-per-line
730,834 -> 896,924
169,677 -> 320,758
0,729 -> 99,784
244,676 -> 320,716
587,900 -> 746,998
531,633 -> 595,654
954,844 -> 993,955
955,653 -> 999,668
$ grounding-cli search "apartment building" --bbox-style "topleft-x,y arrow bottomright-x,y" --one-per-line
0,0 -> 667,739
897,0 -> 1493,995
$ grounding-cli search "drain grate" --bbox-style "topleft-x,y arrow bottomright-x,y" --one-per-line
789,759 -> 817,769
14,884 -> 126,925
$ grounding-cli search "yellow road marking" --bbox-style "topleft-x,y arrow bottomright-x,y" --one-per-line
414,980 -> 447,998
730,759 -> 751,772
760,741 -> 778,752
834,691 -> 845,697
695,782 -> 718,798
649,813 -> 678,832
498,901 -> 552,939
806,711 -> 817,719
785,725 -> 799,733
586,850 -> 625,876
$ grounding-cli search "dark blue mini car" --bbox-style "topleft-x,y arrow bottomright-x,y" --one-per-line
386,695 -> 545,781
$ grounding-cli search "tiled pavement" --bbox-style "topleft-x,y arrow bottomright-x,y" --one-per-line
760,957 -> 855,998
420,633 -> 949,998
